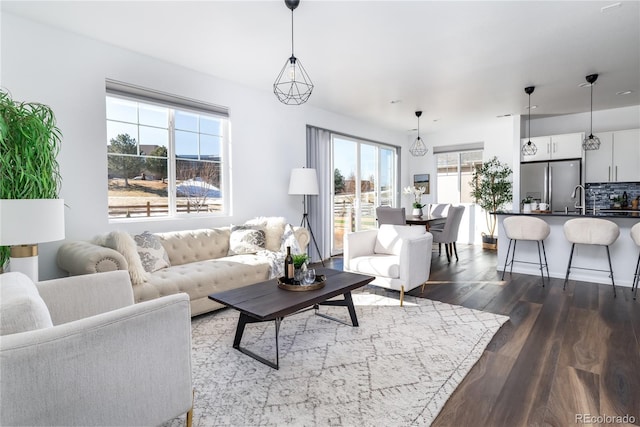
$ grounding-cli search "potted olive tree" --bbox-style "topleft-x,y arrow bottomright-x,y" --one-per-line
0,90 -> 62,269
470,156 -> 512,250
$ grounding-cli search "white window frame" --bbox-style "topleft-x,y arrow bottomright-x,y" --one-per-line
106,80 -> 230,221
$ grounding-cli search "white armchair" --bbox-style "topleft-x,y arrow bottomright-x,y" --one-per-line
0,271 -> 193,427
343,224 -> 432,305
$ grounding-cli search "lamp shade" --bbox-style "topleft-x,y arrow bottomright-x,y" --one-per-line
288,168 -> 319,195
0,199 -> 65,246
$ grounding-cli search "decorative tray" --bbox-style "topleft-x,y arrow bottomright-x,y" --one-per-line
277,275 -> 326,291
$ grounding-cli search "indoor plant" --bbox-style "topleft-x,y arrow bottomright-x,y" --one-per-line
403,185 -> 427,216
0,90 -> 62,269
470,156 -> 512,249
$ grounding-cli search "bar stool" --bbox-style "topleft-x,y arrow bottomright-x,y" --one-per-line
501,216 -> 550,286
563,218 -> 620,296
631,222 -> 640,300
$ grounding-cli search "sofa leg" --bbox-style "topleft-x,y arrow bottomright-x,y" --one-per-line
186,389 -> 194,427
400,285 -> 404,307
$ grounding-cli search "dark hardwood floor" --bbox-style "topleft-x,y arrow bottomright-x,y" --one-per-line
323,244 -> 640,426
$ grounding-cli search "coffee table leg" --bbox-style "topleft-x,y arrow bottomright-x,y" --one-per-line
315,291 -> 359,327
344,291 -> 358,327
232,313 -> 282,370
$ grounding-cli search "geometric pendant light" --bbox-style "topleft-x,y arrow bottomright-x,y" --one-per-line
409,111 -> 428,156
521,86 -> 537,156
273,0 -> 314,105
582,74 -> 601,151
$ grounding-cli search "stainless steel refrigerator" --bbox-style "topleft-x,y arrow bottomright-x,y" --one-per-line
520,160 -> 582,213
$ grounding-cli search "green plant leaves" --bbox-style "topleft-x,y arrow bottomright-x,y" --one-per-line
0,90 -> 62,267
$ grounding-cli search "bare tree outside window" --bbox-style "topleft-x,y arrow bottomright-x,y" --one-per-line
176,160 -> 221,212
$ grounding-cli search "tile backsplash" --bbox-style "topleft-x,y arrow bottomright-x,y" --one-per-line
585,182 -> 640,210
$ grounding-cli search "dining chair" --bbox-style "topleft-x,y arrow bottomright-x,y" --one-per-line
376,207 -> 406,226
430,206 -> 465,262
427,203 -> 451,231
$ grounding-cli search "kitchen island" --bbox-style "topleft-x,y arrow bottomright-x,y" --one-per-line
495,211 -> 639,288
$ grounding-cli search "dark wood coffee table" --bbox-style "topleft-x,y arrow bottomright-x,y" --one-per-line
208,268 -> 374,369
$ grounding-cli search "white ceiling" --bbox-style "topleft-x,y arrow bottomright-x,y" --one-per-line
3,0 -> 640,134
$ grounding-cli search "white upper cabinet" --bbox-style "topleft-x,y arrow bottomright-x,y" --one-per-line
585,132 -> 613,182
521,132 -> 583,162
585,129 -> 640,183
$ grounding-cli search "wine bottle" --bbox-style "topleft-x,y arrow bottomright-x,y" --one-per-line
284,246 -> 294,283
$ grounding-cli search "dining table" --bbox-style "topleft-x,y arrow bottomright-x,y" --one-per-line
405,214 -> 447,231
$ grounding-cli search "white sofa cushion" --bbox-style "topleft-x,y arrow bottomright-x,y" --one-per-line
349,255 -> 400,279
374,224 -> 426,255
0,272 -> 53,335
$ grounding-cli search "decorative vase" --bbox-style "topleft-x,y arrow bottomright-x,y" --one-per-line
412,208 -> 423,217
293,263 -> 307,284
522,203 -> 531,213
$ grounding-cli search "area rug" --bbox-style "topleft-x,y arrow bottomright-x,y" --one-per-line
167,292 -> 509,427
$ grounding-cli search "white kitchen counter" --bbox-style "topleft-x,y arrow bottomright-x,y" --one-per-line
496,212 -> 639,288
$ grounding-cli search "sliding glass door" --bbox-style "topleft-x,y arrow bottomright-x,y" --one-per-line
331,135 -> 398,255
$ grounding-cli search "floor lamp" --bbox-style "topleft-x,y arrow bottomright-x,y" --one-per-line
288,168 -> 324,266
0,199 -> 66,282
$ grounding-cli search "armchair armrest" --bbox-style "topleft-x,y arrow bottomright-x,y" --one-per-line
0,293 -> 192,426
398,232 -> 433,288
37,271 -> 134,325
57,240 -> 128,276
343,230 -> 378,271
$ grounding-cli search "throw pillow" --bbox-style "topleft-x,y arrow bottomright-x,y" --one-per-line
104,230 -> 149,285
228,225 -> 266,255
0,272 -> 53,336
133,231 -> 171,273
280,223 -> 302,255
244,217 -> 287,252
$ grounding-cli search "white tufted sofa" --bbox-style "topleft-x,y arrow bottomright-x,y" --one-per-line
57,222 -> 309,316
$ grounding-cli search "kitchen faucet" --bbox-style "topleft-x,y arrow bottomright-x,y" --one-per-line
571,184 -> 586,215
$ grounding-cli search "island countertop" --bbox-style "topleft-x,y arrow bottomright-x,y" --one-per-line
494,210 -> 640,219
494,213 -> 639,288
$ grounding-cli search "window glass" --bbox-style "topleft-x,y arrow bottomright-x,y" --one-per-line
436,150 -> 483,204
175,130 -> 198,159
331,136 -> 398,254
175,110 -> 198,132
139,104 -> 167,128
106,97 -> 137,123
106,94 -> 228,219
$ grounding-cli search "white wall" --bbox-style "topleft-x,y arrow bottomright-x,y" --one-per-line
405,116 -> 519,244
1,13 -> 404,279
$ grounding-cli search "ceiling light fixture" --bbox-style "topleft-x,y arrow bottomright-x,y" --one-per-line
582,74 -> 601,151
409,111 -> 428,157
273,0 -> 313,105
522,86 -> 537,156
